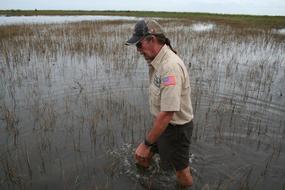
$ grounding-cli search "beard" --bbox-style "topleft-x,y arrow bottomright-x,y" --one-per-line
143,54 -> 154,64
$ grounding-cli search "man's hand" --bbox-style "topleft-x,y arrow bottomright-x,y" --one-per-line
135,143 -> 151,168
134,111 -> 174,168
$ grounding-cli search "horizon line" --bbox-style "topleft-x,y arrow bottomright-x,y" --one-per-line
1,9 -> 285,17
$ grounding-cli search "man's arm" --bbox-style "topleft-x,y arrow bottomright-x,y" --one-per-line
147,111 -> 174,144
135,111 -> 174,160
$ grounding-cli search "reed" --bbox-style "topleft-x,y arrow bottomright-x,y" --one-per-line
0,17 -> 284,190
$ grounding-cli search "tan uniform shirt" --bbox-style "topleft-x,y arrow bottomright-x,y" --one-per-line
149,45 -> 194,125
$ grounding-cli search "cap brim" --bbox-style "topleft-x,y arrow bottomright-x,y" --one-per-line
125,35 -> 142,46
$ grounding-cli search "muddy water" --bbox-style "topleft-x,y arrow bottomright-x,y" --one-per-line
0,19 -> 285,190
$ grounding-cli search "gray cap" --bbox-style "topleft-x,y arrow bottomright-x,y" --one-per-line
126,19 -> 164,45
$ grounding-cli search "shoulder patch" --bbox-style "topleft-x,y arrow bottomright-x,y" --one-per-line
162,76 -> 176,86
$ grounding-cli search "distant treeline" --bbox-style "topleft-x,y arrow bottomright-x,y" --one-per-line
1,10 -> 284,28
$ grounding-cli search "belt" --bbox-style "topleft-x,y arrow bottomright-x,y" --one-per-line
168,120 -> 193,128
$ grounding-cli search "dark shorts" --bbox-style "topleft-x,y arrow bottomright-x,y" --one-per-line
151,121 -> 193,171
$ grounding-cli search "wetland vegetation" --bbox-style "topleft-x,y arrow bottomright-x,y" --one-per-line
1,10 -> 285,28
0,12 -> 284,190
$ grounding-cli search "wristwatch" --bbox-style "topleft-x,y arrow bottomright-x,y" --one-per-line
144,138 -> 154,147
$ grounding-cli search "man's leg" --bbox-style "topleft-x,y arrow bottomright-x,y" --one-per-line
176,166 -> 193,187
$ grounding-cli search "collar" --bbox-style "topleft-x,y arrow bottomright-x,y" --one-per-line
150,44 -> 169,70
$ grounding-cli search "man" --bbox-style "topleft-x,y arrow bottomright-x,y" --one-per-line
125,19 -> 194,187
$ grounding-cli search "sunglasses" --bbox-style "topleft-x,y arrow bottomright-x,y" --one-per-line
136,41 -> 142,49
135,35 -> 152,49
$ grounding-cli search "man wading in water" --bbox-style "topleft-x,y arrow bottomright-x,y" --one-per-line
125,19 -> 194,188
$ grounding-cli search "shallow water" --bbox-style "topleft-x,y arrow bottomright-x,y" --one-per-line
273,28 -> 285,35
0,15 -> 138,25
0,19 -> 285,190
191,23 -> 215,32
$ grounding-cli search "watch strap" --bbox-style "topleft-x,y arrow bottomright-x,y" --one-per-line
144,139 -> 154,147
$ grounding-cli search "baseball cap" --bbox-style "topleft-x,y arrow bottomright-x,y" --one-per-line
125,19 -> 164,45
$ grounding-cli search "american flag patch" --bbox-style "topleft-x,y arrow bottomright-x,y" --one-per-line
162,76 -> 176,86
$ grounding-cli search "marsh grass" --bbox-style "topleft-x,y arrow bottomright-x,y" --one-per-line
1,10 -> 285,29
0,17 -> 284,189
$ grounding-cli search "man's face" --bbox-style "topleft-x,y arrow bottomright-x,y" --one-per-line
136,36 -> 156,63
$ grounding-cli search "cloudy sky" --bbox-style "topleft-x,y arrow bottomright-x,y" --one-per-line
1,0 -> 285,16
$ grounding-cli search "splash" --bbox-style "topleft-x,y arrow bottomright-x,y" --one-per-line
108,144 -> 180,190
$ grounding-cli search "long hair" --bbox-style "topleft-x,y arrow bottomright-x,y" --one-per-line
145,34 -> 177,54
154,34 -> 177,54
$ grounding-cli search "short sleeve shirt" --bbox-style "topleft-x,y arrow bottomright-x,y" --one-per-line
149,45 -> 194,125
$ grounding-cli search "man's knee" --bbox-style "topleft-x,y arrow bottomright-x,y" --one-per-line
176,166 -> 193,187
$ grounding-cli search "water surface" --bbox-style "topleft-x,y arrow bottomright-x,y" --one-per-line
0,18 -> 284,190
0,15 -> 138,25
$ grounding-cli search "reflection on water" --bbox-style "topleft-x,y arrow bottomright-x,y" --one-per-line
0,19 -> 284,190
191,23 -> 215,32
0,15 -> 138,25
273,28 -> 285,35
